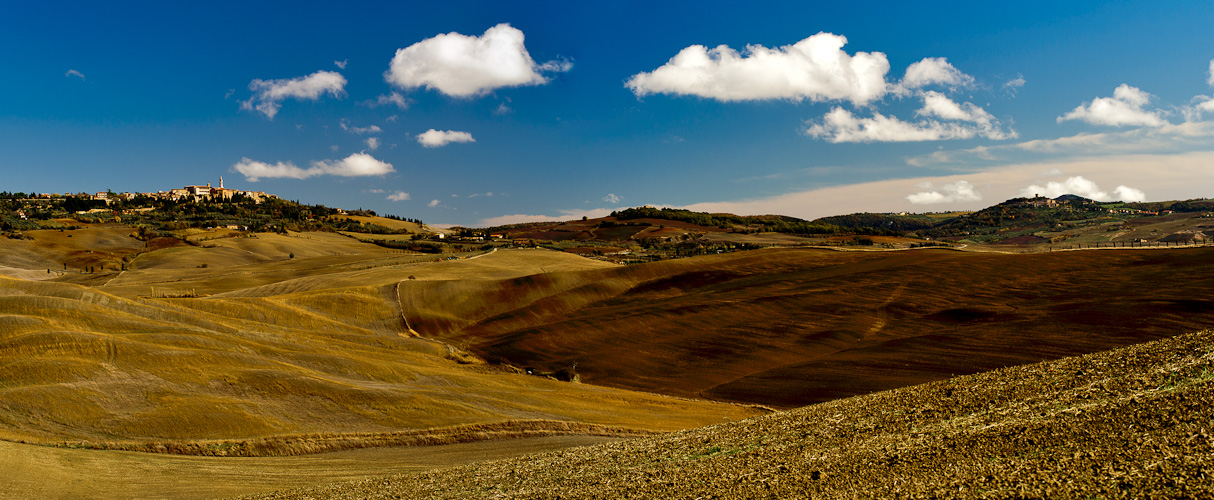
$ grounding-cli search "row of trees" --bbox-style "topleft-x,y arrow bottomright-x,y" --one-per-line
611,206 -> 890,236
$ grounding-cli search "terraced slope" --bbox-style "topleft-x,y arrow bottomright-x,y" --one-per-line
403,247 -> 1214,408
250,329 -> 1214,499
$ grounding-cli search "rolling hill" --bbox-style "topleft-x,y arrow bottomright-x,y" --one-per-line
0,250 -> 763,449
403,246 -> 1214,408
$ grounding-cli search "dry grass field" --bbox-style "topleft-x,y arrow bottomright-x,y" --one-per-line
0,272 -> 758,447
325,214 -> 429,234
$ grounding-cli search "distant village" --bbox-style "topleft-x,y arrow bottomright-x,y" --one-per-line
29,178 -> 276,207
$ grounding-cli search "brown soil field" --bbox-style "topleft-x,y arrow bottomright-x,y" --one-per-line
404,247 -> 1214,409
248,328 -> 1214,499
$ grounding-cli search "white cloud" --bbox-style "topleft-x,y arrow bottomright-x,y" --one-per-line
340,120 -> 381,134
427,199 -> 441,207
385,23 -> 568,97
906,180 -> 982,204
65,69 -> 85,80
417,129 -> 475,148
479,208 -> 613,227
241,70 -> 346,120
1112,185 -> 1148,202
387,191 -> 410,201
334,59 -> 348,69
899,57 -> 974,91
365,137 -> 381,150
907,121 -> 1214,166
806,107 -> 1014,143
603,193 -> 621,204
1002,75 -> 1026,95
538,59 -> 574,73
231,152 -> 394,181
1058,84 -> 1167,127
626,32 -> 890,105
1019,176 -> 1145,202
363,92 -> 410,110
1208,59 -> 1214,87
914,92 -> 1016,140
1189,95 -> 1214,118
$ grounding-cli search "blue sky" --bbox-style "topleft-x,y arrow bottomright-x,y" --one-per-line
2,1 -> 1213,226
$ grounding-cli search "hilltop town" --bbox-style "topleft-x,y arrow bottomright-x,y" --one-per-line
23,177 -> 275,208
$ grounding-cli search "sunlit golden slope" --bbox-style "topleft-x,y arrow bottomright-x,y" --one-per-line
0,270 -> 761,449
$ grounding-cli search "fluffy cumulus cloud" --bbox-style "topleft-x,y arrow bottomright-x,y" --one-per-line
906,180 -> 982,204
241,71 -> 346,120
1058,84 -> 1167,127
626,32 -> 890,105
626,32 -> 1013,144
915,91 -> 1014,139
1019,176 -> 1145,202
899,57 -> 974,91
417,129 -> 475,148
365,137 -> 381,151
387,191 -> 410,201
231,153 -> 393,181
427,199 -> 441,207
603,193 -> 621,204
806,104 -> 1014,143
385,23 -> 569,98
